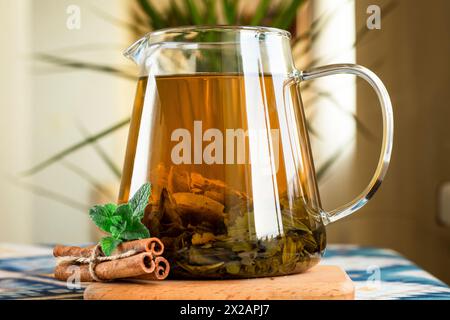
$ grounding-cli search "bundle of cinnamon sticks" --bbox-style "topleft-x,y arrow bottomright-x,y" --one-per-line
53,237 -> 170,282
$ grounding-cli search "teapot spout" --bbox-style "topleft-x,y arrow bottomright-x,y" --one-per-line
124,36 -> 148,65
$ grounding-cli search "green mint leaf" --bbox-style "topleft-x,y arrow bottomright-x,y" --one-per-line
104,203 -> 117,214
109,226 -> 120,238
110,203 -> 136,239
115,203 -> 133,220
89,204 -> 116,233
110,221 -> 128,239
120,220 -> 150,240
128,182 -> 151,220
110,215 -> 123,225
89,183 -> 151,242
100,236 -> 122,256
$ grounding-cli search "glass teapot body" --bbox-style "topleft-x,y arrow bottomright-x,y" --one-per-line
119,27 -> 393,279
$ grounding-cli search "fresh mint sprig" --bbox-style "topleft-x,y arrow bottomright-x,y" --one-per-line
89,183 -> 151,256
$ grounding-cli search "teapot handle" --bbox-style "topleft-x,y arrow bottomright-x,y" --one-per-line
290,64 -> 394,225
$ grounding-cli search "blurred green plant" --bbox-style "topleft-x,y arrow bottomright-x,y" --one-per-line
24,0 -> 397,210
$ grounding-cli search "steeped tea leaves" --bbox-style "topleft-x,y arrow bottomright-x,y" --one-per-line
140,168 -> 324,278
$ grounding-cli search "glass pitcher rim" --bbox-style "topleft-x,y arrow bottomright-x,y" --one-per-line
124,25 -> 293,64
145,25 -> 292,41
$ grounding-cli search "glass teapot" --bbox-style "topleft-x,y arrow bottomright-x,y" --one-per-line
118,26 -> 393,279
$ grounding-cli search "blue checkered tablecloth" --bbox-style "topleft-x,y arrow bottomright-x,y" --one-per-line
0,243 -> 449,300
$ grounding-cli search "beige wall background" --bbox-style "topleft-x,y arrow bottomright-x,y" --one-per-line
327,0 -> 450,284
0,0 -> 134,244
0,0 -> 32,243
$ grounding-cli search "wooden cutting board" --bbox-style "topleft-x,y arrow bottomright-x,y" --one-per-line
84,265 -> 354,300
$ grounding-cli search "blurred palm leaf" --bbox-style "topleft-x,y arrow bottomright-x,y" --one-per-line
308,89 -> 376,140
137,0 -> 167,29
315,138 -> 352,181
10,176 -> 89,211
222,0 -> 240,24
204,0 -> 218,25
77,125 -> 122,179
131,0 -> 305,29
272,0 -> 304,30
169,0 -> 190,25
21,118 -> 130,176
35,53 -> 136,80
61,160 -> 116,200
249,0 -> 271,26
186,0 -> 203,24
90,5 -> 148,35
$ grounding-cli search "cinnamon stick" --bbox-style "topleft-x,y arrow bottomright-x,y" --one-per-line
53,237 -> 164,258
54,252 -> 156,282
116,237 -> 164,256
133,256 -> 170,281
53,244 -> 95,258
